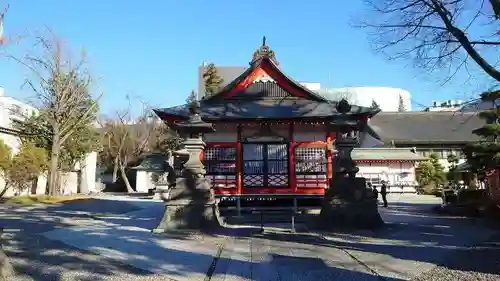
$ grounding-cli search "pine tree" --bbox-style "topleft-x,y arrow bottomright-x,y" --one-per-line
464,90 -> 500,173
202,63 -> 224,97
397,95 -> 406,112
446,153 -> 460,186
186,90 -> 197,104
371,99 -> 379,109
417,153 -> 446,193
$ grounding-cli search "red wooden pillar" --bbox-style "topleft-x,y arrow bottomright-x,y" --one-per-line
289,123 -> 296,192
236,125 -> 243,195
327,132 -> 335,182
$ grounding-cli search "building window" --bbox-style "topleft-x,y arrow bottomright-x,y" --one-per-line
440,149 -> 449,159
204,147 -> 237,189
294,147 -> 327,174
9,104 -> 23,117
421,150 -> 431,157
294,147 -> 328,189
204,147 -> 236,174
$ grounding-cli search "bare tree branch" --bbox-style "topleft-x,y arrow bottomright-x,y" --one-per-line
357,0 -> 500,82
490,0 -> 500,18
98,98 -> 178,193
16,31 -> 100,195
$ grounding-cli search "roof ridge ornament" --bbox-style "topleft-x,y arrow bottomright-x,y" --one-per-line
250,36 -> 279,65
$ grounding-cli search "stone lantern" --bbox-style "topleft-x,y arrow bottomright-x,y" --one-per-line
317,99 -> 384,229
152,101 -> 223,233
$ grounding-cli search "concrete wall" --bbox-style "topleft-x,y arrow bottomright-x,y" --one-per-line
79,151 -> 98,193
0,151 -> 99,197
135,171 -> 154,193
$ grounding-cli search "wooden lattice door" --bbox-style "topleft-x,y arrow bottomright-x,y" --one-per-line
242,143 -> 289,188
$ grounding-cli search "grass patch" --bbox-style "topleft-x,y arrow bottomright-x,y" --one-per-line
5,195 -> 88,205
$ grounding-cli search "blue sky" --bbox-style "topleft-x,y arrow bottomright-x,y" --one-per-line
0,0 -> 492,114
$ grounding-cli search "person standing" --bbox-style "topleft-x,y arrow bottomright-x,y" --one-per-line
368,182 -> 378,200
380,181 -> 388,207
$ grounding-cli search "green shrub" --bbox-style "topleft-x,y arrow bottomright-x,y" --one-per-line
457,189 -> 486,205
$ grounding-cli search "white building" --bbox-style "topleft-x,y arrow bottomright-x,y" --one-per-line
0,87 -> 37,153
316,87 -> 412,112
0,87 -> 98,196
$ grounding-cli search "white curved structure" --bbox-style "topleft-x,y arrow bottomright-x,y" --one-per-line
315,87 -> 412,112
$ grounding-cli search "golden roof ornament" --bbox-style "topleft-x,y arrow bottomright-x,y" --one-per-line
250,36 -> 278,65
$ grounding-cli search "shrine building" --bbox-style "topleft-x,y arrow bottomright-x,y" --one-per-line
154,40 -> 426,207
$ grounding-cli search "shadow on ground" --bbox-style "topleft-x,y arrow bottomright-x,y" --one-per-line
1,197 -> 499,280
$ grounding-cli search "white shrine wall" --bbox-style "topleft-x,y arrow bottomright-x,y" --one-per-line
357,162 -> 418,193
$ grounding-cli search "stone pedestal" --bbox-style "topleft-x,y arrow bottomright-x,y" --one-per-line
152,101 -> 223,234
314,98 -> 384,230
153,185 -> 170,201
152,174 -> 223,233
318,177 -> 384,230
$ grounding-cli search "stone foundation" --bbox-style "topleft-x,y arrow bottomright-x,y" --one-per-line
152,176 -> 223,233
315,177 -> 384,230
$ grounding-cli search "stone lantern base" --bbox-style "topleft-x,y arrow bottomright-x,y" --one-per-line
152,173 -> 223,234
313,177 -> 384,230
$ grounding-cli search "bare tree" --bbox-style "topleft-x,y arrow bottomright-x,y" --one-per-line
99,100 -> 178,192
10,33 -> 99,195
357,0 -> 500,83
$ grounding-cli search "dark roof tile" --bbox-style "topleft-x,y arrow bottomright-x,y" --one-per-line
369,112 -> 483,144
155,98 -> 378,121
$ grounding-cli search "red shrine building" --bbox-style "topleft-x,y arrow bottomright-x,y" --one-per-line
154,40 -> 425,203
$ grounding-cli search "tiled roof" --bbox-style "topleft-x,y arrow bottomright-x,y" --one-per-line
131,153 -> 170,171
352,148 -> 427,161
368,112 -> 483,144
155,95 -> 378,121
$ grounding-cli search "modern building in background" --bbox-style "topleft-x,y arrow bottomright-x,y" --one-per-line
0,86 -> 98,196
316,87 -> 412,112
0,87 -> 37,153
423,100 -> 464,112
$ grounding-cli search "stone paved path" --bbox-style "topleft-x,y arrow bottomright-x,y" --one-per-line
2,194 -> 500,280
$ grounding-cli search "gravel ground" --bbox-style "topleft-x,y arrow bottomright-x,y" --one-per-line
1,196 -> 500,281
411,233 -> 500,281
0,199 -> 178,281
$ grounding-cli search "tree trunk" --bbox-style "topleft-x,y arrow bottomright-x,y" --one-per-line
112,156 -> 119,183
0,181 -> 10,198
119,164 -> 134,193
48,136 -> 61,196
490,0 -> 500,19
0,229 -> 13,278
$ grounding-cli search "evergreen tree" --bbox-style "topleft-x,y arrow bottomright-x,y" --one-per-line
397,95 -> 406,112
186,90 -> 197,104
464,90 -> 500,173
371,99 -> 379,109
202,63 -> 224,97
446,153 -> 460,187
417,153 -> 446,190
